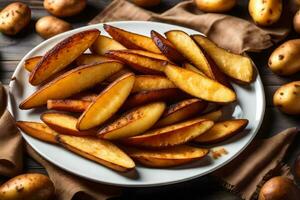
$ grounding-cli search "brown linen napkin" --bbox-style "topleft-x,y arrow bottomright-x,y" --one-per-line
89,0 -> 298,54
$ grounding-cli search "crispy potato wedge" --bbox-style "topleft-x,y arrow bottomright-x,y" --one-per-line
57,135 -> 135,172
47,99 -> 91,112
98,102 -> 166,140
132,75 -> 176,93
151,30 -> 185,63
77,73 -> 135,130
124,118 -> 214,148
106,50 -> 166,75
198,109 -> 222,121
192,35 -> 253,83
71,92 -> 98,101
104,24 -> 160,53
24,56 -> 42,72
124,49 -> 170,61
165,64 -> 236,103
41,112 -> 97,136
30,29 -> 100,85
90,34 -> 126,55
126,145 -> 209,167
16,121 -> 58,143
75,54 -> 114,66
183,63 -> 206,76
123,88 -> 187,110
194,119 -> 248,144
155,99 -> 208,127
20,61 -> 123,109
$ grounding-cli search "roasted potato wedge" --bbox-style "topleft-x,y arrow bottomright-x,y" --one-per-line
75,54 -> 114,66
24,56 -> 42,72
132,75 -> 176,93
192,35 -> 253,83
198,109 -> 223,121
183,62 -> 206,76
47,99 -> 91,112
151,30 -> 185,63
124,49 -> 170,61
77,73 -> 135,130
124,118 -> 214,148
194,119 -> 248,144
165,64 -> 236,103
57,135 -> 135,172
20,61 -> 123,109
29,29 -> 100,85
71,92 -> 98,101
104,24 -> 160,53
155,99 -> 208,127
16,121 -> 58,144
126,145 -> 209,167
98,102 -> 166,140
90,35 -> 126,55
106,50 -> 166,75
41,112 -> 97,136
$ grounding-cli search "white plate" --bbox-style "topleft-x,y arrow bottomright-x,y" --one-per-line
8,21 -> 265,187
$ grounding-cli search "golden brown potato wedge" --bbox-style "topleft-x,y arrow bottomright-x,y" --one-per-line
106,50 -> 166,75
124,49 -> 170,61
24,56 -> 42,72
183,63 -> 206,76
165,64 -> 236,103
71,92 -> 98,101
77,73 -> 135,130
151,30 -> 185,63
123,118 -> 214,148
75,54 -> 114,66
90,34 -> 126,55
198,109 -> 222,121
16,121 -> 58,144
20,61 -> 123,109
194,119 -> 248,144
57,135 -> 135,172
155,99 -> 208,127
29,29 -> 100,85
132,75 -> 176,93
126,145 -> 209,167
98,102 -> 166,140
192,35 -> 253,83
104,24 -> 160,53
41,112 -> 97,136
47,99 -> 91,112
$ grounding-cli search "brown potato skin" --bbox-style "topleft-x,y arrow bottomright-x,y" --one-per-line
294,10 -> 300,34
0,2 -> 31,35
44,0 -> 86,17
47,99 -> 91,112
194,0 -> 236,13
24,56 -> 42,72
0,173 -> 54,200
36,16 -> 72,39
259,176 -> 300,200
130,0 -> 160,7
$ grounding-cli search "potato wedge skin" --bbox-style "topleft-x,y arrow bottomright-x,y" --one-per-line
75,54 -> 114,66
132,75 -> 176,93
126,145 -> 209,167
104,24 -> 161,53
24,56 -> 42,72
165,64 -> 236,103
124,119 -> 214,148
90,35 -> 126,55
77,73 -> 135,130
124,49 -> 170,61
16,121 -> 58,144
98,102 -> 166,140
198,109 -> 223,121
29,29 -> 100,85
194,119 -> 248,144
20,61 -> 123,109
47,99 -> 91,112
183,63 -> 206,76
0,173 -> 54,200
57,135 -> 135,172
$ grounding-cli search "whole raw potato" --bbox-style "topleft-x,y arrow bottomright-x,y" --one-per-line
293,10 -> 300,34
248,0 -> 282,26
194,0 -> 236,12
0,173 -> 55,200
0,2 -> 31,35
131,0 -> 161,7
273,81 -> 300,115
259,176 -> 300,200
36,16 -> 72,39
268,39 -> 300,75
44,0 -> 86,17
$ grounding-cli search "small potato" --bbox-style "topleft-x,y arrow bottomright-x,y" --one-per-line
44,0 -> 86,17
130,0 -> 161,7
194,0 -> 236,12
36,16 -> 72,39
249,0 -> 282,26
293,10 -> 300,34
273,81 -> 300,115
259,176 -> 300,200
268,40 -> 300,75
294,154 -> 300,179
0,2 -> 31,35
0,173 -> 54,200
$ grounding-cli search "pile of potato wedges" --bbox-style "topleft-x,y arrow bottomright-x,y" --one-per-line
17,25 -> 252,172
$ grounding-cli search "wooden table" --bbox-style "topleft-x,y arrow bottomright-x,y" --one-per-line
0,1 -> 299,199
